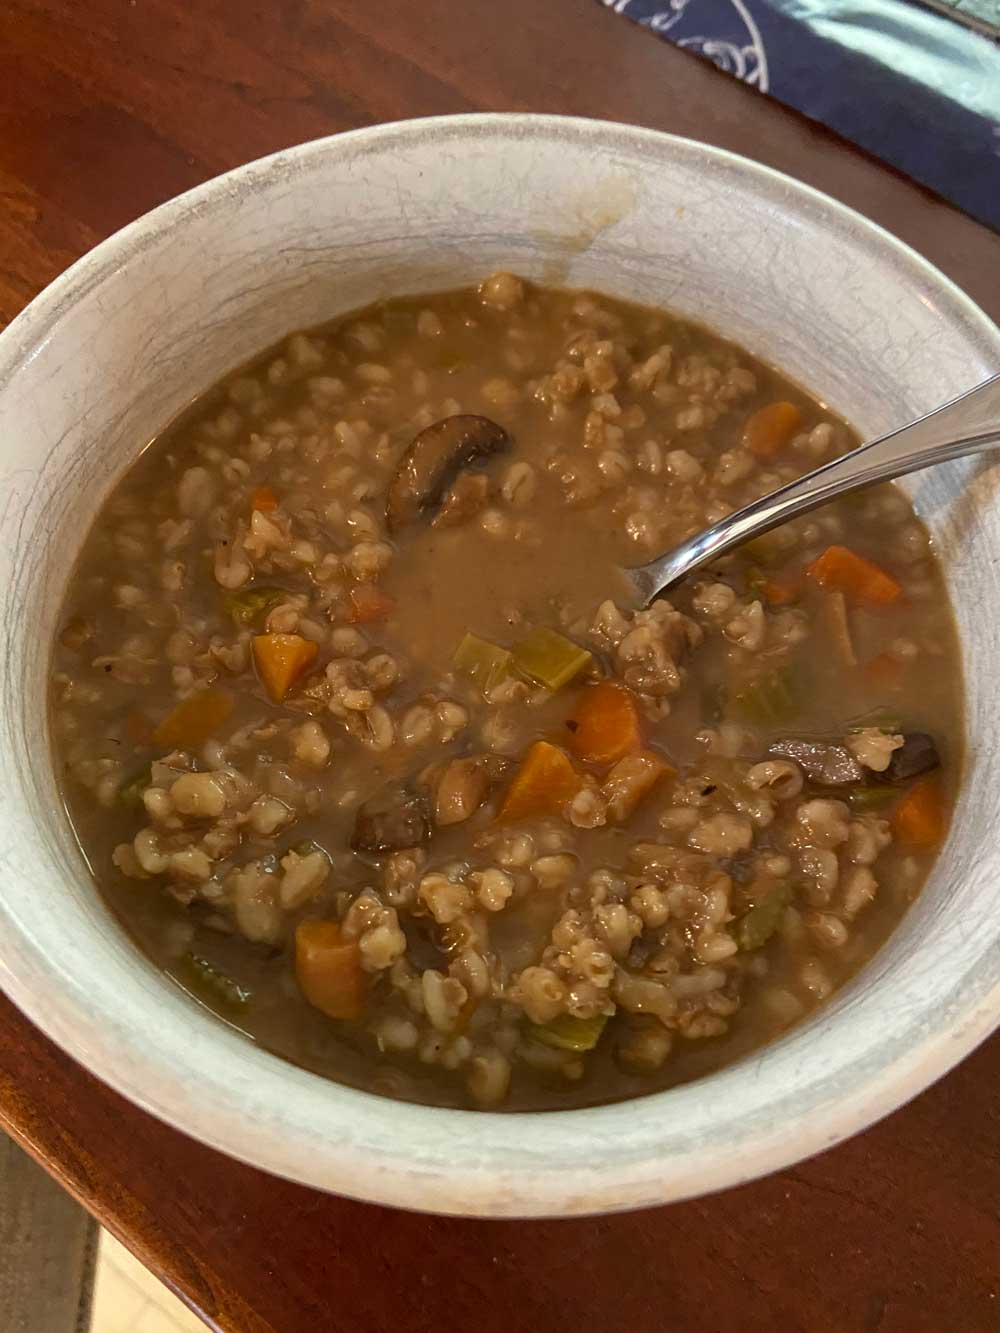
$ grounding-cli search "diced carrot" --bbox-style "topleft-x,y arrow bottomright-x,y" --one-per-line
763,574 -> 802,606
498,740 -> 582,822
892,776 -> 945,850
295,921 -> 365,1021
806,545 -> 902,606
152,688 -> 234,751
743,401 -> 803,459
602,749 -> 673,822
567,682 -> 642,766
252,633 -> 318,702
250,485 -> 278,512
347,583 -> 394,624
864,652 -> 904,690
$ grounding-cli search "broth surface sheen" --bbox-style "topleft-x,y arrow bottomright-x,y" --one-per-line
50,275 -> 961,1110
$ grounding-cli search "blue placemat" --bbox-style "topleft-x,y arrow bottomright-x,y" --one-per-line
603,0 -> 1000,233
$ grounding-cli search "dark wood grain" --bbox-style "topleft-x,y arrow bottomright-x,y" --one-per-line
1,2 -> 999,1330
3,986 -> 1000,1333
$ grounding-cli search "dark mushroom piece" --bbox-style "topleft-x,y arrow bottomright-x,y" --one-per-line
431,754 -> 509,827
386,414 -> 510,531
432,473 -> 490,528
433,757 -> 490,827
767,737 -> 864,786
885,732 -> 941,783
719,852 -> 757,884
351,784 -> 430,854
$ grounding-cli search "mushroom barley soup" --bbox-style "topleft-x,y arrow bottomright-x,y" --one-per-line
51,274 -> 960,1110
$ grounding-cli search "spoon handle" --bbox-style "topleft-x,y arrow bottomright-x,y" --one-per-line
630,373 -> 1000,600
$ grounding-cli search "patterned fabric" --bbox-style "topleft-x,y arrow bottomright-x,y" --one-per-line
915,0 -> 1000,39
603,0 -> 1000,233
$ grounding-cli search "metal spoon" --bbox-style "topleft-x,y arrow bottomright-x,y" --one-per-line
628,373 -> 1000,603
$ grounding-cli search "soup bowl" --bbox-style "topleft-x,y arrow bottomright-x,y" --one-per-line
1,114 -> 999,1217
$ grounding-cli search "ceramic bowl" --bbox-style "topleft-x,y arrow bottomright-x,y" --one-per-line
1,114 -> 999,1217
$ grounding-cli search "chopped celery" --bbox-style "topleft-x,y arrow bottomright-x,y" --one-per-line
745,566 -> 768,597
528,1012 -> 609,1052
742,532 -> 784,566
847,785 -> 899,812
453,632 -> 512,694
224,585 -> 288,628
846,707 -> 904,734
728,670 -> 796,725
822,590 -> 856,667
118,766 -> 151,810
701,682 -> 725,724
180,954 -> 252,1009
735,883 -> 793,951
512,627 -> 592,691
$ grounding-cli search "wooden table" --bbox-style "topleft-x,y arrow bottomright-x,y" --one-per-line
3,3 -> 999,1329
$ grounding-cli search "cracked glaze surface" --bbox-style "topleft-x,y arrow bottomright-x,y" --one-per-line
1,114 -> 999,1216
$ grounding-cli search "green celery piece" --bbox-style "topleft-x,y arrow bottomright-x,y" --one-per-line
180,954 -> 252,1010
224,585 -> 288,629
512,627 -> 592,691
528,1012 -> 609,1052
735,883 -> 793,951
847,785 -> 900,812
728,670 -> 796,725
701,682 -> 726,725
118,766 -> 151,810
846,708 -> 904,734
743,533 -> 784,566
745,566 -> 768,598
453,632 -> 513,694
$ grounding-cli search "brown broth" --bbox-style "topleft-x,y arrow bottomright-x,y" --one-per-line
50,276 -> 961,1110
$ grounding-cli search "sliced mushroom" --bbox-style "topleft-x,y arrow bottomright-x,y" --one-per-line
719,852 -> 756,884
59,615 -> 94,652
432,473 -> 490,528
885,732 -> 941,783
386,415 -> 510,530
768,737 -> 864,786
434,757 -> 491,827
351,784 -> 429,853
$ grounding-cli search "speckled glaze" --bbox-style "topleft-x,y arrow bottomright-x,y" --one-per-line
1,115 -> 998,1218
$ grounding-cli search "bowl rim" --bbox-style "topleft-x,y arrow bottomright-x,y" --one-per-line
3,112 -> 1000,1218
